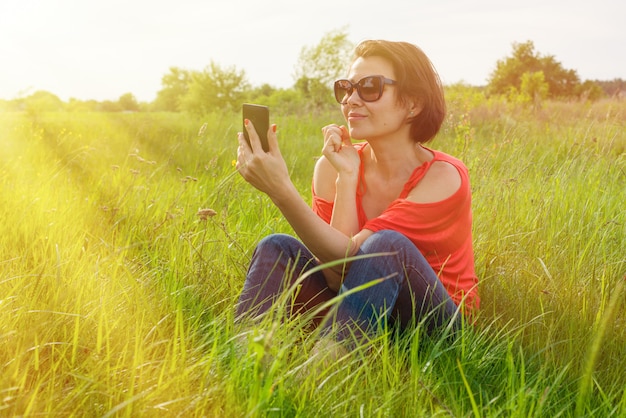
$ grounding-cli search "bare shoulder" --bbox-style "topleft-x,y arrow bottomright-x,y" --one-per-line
313,155 -> 337,201
407,160 -> 462,204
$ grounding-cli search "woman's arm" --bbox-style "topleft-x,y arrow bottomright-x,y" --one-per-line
237,121 -> 371,290
313,156 -> 360,236
319,125 -> 361,237
272,181 -> 373,291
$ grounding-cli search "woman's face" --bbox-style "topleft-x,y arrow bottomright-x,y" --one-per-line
341,56 -> 412,141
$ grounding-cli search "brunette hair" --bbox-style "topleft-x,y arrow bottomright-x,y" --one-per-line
352,40 -> 446,143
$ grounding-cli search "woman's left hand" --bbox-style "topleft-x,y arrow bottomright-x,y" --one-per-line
236,120 -> 291,197
321,124 -> 360,177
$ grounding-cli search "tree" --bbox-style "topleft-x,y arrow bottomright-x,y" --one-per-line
578,80 -> 605,101
67,98 -> 99,112
293,28 -> 353,108
250,83 -> 276,99
593,78 -> 626,97
488,41 -> 581,99
118,92 -> 139,111
99,100 -> 122,112
518,71 -> 549,109
180,61 -> 249,114
538,55 -> 579,97
293,76 -> 332,108
22,90 -> 64,113
154,67 -> 192,112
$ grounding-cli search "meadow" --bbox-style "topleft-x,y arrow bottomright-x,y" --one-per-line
0,96 -> 624,416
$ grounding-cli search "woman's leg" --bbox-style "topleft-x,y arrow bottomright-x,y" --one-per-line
235,233 -> 336,324
329,230 -> 460,341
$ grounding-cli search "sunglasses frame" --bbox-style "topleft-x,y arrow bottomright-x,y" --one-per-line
333,75 -> 397,104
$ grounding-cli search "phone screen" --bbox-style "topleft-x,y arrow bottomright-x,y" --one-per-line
242,103 -> 270,152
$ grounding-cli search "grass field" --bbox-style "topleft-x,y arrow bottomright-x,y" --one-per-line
0,98 -> 624,416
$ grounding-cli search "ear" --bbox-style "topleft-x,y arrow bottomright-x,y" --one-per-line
407,98 -> 424,118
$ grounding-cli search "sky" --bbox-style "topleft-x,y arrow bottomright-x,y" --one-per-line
1,0 -> 624,102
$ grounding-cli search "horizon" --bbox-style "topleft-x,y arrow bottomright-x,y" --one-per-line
4,70 -> 624,105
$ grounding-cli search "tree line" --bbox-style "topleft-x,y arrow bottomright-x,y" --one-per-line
2,30 -> 624,115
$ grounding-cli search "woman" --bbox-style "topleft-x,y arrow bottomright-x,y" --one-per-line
235,40 -> 479,343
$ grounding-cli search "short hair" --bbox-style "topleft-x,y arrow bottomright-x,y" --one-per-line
352,40 -> 446,143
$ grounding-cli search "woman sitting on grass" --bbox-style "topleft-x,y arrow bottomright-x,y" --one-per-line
235,39 -> 479,344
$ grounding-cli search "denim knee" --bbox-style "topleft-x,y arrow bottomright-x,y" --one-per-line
238,233 -> 308,318
360,230 -> 413,254
254,233 -> 299,257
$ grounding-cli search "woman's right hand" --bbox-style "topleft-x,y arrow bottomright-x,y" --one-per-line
321,124 -> 360,178
236,120 -> 291,199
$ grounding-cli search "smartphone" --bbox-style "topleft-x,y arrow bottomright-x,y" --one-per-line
242,103 -> 270,152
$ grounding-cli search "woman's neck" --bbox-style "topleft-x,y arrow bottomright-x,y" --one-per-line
364,137 -> 433,181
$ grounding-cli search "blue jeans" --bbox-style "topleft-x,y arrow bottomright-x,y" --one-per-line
236,230 -> 460,341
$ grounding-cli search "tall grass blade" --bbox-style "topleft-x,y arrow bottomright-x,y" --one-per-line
575,280 -> 624,416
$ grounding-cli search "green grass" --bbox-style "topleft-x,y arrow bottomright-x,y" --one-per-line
0,99 -> 624,416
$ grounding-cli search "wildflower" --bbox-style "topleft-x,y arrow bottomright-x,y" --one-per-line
197,208 -> 217,221
205,158 -> 218,171
198,122 -> 208,137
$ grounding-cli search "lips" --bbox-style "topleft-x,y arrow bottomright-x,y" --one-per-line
348,112 -> 367,122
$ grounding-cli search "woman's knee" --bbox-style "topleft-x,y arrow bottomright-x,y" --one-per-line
360,230 -> 412,253
254,233 -> 300,257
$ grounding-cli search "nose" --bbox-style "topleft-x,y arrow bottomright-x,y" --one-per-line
344,87 -> 361,105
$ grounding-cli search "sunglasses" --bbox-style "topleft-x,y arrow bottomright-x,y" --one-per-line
333,75 -> 397,103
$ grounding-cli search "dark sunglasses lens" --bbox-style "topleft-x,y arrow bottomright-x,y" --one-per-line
359,76 -> 381,101
334,80 -> 352,103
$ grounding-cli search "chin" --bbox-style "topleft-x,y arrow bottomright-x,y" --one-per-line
349,128 -> 365,141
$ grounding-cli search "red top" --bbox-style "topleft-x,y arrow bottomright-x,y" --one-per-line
312,143 -> 479,313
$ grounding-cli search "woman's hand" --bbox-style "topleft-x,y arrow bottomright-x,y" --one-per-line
236,120 -> 291,198
321,124 -> 360,178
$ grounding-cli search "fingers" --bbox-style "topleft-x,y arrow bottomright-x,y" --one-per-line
322,125 -> 350,141
339,125 -> 351,144
245,119 -> 278,154
267,124 -> 278,153
236,132 -> 250,171
321,124 -> 342,138
322,124 -> 348,153
244,119 -> 264,154
236,124 -> 280,173
237,131 -> 249,151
